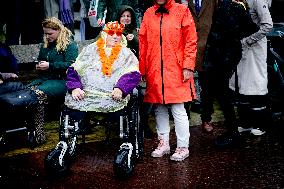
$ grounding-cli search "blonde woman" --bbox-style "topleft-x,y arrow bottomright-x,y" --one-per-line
28,17 -> 78,100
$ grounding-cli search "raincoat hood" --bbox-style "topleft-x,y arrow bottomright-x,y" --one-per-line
153,0 -> 174,10
116,5 -> 137,31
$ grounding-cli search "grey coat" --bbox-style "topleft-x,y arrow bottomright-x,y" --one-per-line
229,0 -> 273,95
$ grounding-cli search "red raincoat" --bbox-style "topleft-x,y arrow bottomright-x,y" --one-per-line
139,0 -> 197,104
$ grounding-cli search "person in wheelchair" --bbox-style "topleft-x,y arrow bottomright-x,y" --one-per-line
45,21 -> 142,177
64,20 -> 141,125
0,43 -> 43,147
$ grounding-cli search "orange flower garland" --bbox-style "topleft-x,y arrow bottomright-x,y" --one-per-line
97,37 -> 122,76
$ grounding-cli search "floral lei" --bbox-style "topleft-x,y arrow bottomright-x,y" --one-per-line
96,37 -> 122,76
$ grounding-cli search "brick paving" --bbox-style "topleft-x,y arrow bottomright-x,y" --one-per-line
0,120 -> 283,189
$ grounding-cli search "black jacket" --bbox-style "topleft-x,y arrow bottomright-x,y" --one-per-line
204,0 -> 259,75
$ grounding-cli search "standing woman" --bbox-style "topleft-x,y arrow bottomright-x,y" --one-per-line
229,0 -> 273,135
139,0 -> 197,161
28,17 -> 78,102
117,5 -> 139,57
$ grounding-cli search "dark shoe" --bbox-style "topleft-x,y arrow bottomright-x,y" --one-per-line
191,101 -> 202,114
144,126 -> 154,139
215,131 -> 240,148
201,122 -> 213,133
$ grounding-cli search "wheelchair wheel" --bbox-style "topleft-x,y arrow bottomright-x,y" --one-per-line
44,142 -> 70,175
113,147 -> 134,179
59,114 -> 78,157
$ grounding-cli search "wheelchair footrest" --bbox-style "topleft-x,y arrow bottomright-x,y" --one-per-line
113,142 -> 135,179
44,141 -> 70,175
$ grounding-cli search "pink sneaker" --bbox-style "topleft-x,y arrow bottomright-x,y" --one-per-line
151,140 -> 170,158
170,147 -> 189,161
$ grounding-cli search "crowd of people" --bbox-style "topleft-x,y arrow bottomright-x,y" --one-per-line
0,0 -> 274,162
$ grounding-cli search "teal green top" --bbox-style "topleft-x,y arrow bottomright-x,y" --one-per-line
28,40 -> 78,98
37,40 -> 78,80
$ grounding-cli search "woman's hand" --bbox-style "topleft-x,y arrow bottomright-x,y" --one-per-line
126,34 -> 134,41
97,18 -> 105,27
72,88 -> 85,101
10,73 -> 18,78
36,61 -> 49,70
183,69 -> 194,82
112,88 -> 123,101
0,73 -> 18,80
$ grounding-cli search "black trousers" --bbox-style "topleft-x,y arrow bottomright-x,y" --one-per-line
237,94 -> 269,130
198,70 -> 237,132
5,0 -> 44,45
62,106 -> 124,129
83,18 -> 101,40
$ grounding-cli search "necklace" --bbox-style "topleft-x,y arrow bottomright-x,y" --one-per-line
96,37 -> 122,76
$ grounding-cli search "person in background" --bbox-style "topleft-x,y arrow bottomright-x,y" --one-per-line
44,0 -> 60,19
28,17 -> 78,103
58,0 -> 75,33
80,0 -> 102,40
0,42 -> 18,84
0,41 -> 45,145
96,0 -> 141,28
229,0 -> 273,136
5,0 -> 44,45
139,0 -> 197,161
116,5 -> 139,57
116,5 -> 153,138
185,0 -> 218,133
203,0 -> 260,147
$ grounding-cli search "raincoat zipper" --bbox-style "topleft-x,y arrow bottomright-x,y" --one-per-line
160,13 -> 165,104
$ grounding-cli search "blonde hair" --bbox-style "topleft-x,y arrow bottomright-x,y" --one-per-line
42,17 -> 73,52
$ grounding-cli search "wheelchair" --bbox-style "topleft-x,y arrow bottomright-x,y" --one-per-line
44,89 -> 144,178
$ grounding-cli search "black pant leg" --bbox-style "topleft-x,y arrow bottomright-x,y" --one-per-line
83,18 -> 101,40
215,73 -> 237,132
198,71 -> 214,123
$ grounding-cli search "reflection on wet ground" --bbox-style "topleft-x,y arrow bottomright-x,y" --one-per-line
0,120 -> 283,189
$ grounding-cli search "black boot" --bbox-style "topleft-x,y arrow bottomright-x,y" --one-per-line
215,130 -> 240,148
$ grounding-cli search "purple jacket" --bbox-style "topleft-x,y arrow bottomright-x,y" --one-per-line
66,66 -> 141,96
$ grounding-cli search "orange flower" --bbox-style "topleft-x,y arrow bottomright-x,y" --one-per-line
97,37 -> 122,76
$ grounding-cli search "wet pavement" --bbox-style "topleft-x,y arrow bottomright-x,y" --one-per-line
0,121 -> 283,189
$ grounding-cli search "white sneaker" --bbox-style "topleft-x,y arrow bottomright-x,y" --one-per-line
238,126 -> 252,133
251,128 -> 266,136
170,147 -> 189,161
151,139 -> 170,158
